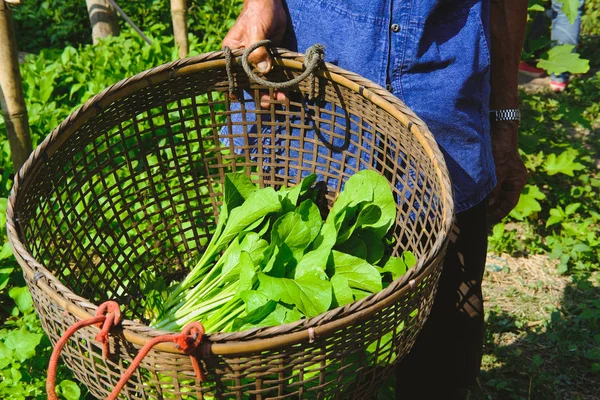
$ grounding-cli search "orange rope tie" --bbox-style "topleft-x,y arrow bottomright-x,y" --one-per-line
47,301 -> 206,400
106,321 -> 206,400
47,301 -> 122,400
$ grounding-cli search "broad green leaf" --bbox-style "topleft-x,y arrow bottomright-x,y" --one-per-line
543,151 -> 585,176
3,327 -> 43,362
271,212 -> 314,260
327,173 -> 373,224
352,173 -> 396,238
222,172 -> 257,220
331,274 -> 354,307
352,288 -> 372,301
238,253 -> 258,293
294,222 -> 336,280
571,243 -> 590,253
528,4 -> 545,11
0,342 -> 12,369
330,250 -> 382,293
241,233 -> 270,263
296,200 -> 323,245
337,204 -> 382,244
217,187 -> 282,252
546,207 -> 564,227
220,234 -> 267,282
358,230 -> 385,264
280,173 -> 317,210
402,251 -> 417,269
537,45 -> 590,75
69,83 -> 84,100
8,286 -> 33,313
378,256 -> 408,281
334,235 -> 368,259
0,242 -> 13,260
234,303 -> 302,330
329,170 -> 395,238
509,185 -> 546,221
240,290 -> 270,313
257,272 -> 332,317
560,0 -> 581,24
232,299 -> 277,331
565,203 -> 581,215
57,379 -> 81,400
0,266 -> 14,291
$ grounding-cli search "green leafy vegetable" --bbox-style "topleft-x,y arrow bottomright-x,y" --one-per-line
151,170 -> 416,333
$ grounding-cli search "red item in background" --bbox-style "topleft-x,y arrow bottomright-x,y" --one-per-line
519,62 -> 545,78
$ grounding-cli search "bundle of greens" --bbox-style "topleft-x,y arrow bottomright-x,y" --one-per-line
149,170 -> 416,333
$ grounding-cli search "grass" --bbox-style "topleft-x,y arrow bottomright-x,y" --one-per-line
474,253 -> 600,400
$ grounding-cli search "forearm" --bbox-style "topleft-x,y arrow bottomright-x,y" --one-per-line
489,0 -> 529,110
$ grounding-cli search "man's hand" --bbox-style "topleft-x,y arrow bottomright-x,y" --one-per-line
222,0 -> 287,107
488,121 -> 527,224
488,0 -> 529,223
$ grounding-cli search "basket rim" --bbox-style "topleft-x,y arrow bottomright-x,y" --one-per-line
6,47 -> 454,355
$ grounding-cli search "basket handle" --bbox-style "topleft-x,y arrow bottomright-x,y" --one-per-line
224,40 -> 325,97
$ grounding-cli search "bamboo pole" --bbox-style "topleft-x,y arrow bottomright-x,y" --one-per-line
0,0 -> 32,172
85,0 -> 120,44
106,0 -> 152,45
171,0 -> 189,58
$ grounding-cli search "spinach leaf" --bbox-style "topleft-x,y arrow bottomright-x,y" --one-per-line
258,272 -> 332,317
377,251 -> 416,281
330,250 -> 382,294
328,170 -> 395,239
240,290 -> 270,312
232,299 -> 278,331
331,274 -> 354,307
271,211 -> 315,261
294,221 -> 336,280
337,203 -> 382,244
280,173 -> 318,211
357,230 -> 385,264
334,235 -> 368,259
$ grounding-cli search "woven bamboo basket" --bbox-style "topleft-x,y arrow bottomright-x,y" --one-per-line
7,45 -> 454,399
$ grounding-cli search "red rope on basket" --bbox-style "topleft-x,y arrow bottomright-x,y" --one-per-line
105,321 -> 206,400
47,301 -> 205,400
47,301 -> 122,400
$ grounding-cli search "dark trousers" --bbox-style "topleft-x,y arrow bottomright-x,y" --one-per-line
396,200 -> 489,399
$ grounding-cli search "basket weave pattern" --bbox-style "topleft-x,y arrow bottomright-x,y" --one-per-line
7,48 -> 453,399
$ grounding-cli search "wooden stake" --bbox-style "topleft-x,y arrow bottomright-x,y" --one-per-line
171,0 -> 189,58
0,0 -> 32,172
85,0 -> 120,44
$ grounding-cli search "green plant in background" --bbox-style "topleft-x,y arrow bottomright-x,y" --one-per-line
525,0 -> 593,75
499,66 -> 600,275
0,196 -> 81,399
11,0 -> 242,53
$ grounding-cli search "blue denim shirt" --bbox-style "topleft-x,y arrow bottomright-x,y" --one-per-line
284,0 -> 495,213
224,0 -> 495,213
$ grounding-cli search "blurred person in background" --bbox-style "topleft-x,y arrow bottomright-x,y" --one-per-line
519,0 -> 585,91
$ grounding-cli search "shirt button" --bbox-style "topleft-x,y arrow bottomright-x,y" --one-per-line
391,23 -> 400,32
386,84 -> 394,93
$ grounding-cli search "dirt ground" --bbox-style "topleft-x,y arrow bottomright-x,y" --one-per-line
471,253 -> 600,400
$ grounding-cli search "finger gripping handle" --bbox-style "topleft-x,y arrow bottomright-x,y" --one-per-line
240,40 -> 325,89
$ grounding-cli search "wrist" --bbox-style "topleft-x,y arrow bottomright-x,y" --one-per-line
489,109 -> 520,123
489,84 -> 519,109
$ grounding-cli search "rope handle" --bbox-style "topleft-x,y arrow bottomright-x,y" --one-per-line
223,40 -> 325,98
47,301 -> 205,400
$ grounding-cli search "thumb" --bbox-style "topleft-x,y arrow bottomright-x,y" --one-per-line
247,32 -> 272,74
